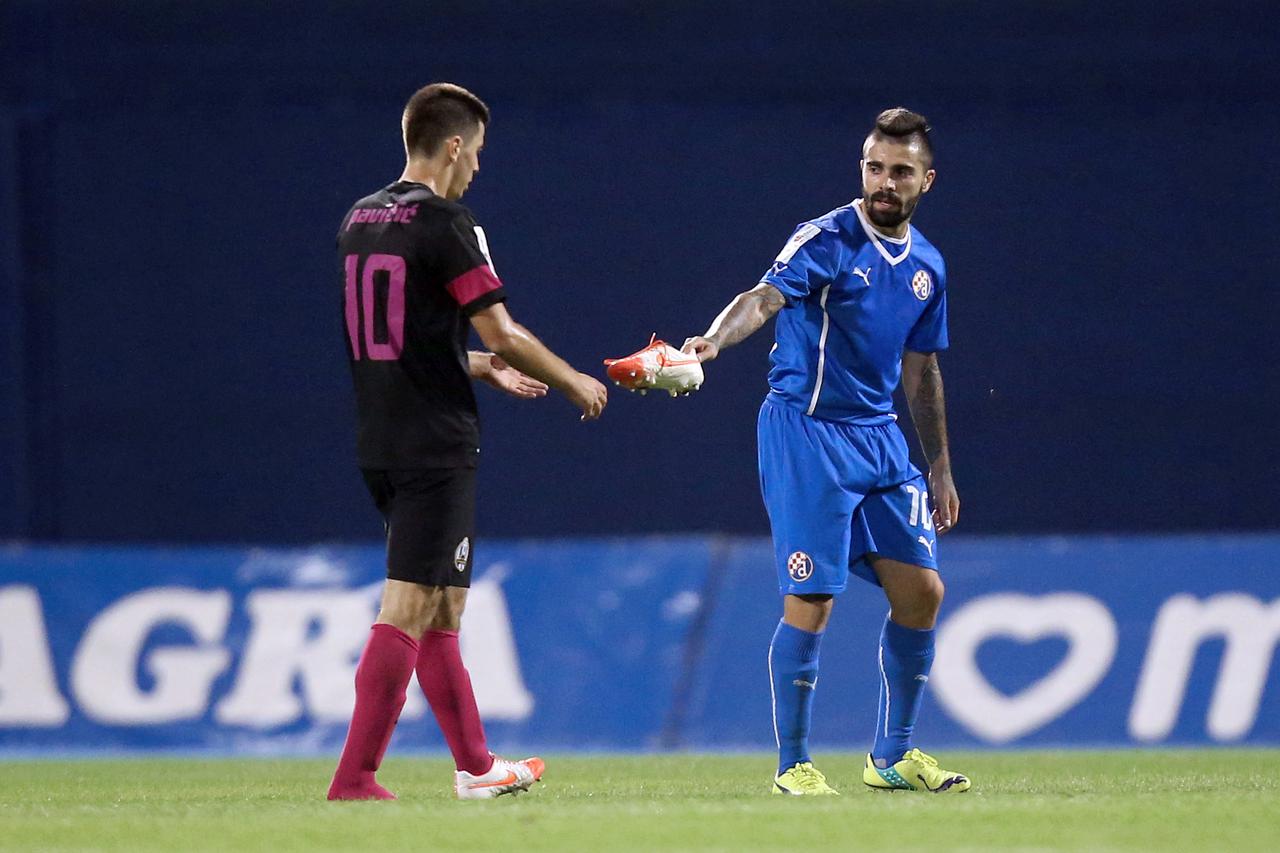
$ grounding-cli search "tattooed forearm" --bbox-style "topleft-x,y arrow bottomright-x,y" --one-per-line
908,354 -> 950,466
704,284 -> 786,350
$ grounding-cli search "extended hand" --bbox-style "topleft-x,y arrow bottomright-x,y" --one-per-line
566,372 -> 608,421
681,335 -> 720,363
929,465 -> 960,535
483,355 -> 549,399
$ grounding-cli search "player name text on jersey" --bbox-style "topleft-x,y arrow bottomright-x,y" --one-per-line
346,204 -> 420,229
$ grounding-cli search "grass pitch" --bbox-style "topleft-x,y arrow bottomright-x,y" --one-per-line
2,751 -> 1278,851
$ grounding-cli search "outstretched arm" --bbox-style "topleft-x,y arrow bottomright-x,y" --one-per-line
901,350 -> 959,534
471,302 -> 607,420
468,351 -> 549,399
681,283 -> 787,362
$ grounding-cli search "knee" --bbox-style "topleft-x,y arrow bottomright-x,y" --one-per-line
783,593 -> 834,633
426,600 -> 463,632
922,574 -> 945,613
891,574 -> 944,629
426,587 -> 468,633
376,581 -> 444,638
377,607 -> 432,639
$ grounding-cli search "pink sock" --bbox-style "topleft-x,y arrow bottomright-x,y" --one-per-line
327,623 -> 419,800
417,629 -> 493,775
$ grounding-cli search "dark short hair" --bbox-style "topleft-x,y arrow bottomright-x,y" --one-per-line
402,83 -> 490,157
870,107 -> 933,165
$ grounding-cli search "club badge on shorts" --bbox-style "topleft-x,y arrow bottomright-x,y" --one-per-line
454,537 -> 470,572
911,269 -> 933,301
787,551 -> 814,582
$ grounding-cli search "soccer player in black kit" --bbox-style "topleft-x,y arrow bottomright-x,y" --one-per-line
328,83 -> 608,801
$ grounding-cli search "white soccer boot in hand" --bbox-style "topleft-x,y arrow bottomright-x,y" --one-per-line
455,754 -> 545,800
603,334 -> 704,397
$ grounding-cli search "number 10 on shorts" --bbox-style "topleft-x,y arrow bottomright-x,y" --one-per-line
904,484 -> 934,531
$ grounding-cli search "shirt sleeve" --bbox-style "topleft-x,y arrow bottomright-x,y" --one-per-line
905,268 -> 949,353
759,223 -> 838,301
437,212 -> 507,316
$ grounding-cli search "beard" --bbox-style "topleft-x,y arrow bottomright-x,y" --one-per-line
864,191 -> 920,228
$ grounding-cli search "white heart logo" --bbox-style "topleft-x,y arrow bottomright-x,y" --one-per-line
931,593 -> 1117,743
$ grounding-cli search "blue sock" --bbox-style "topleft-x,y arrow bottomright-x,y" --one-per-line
769,620 -> 823,774
872,616 -> 935,766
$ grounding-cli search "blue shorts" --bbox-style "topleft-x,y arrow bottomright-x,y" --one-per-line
757,398 -> 939,595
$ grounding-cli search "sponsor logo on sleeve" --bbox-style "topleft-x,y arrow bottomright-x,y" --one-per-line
774,224 -> 821,266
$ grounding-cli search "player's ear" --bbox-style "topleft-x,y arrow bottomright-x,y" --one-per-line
448,136 -> 463,162
921,169 -> 936,193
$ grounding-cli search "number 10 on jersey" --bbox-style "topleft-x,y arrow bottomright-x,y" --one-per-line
344,253 -> 406,360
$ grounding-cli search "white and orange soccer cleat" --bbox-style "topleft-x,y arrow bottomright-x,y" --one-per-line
603,334 -> 704,396
455,754 -> 545,800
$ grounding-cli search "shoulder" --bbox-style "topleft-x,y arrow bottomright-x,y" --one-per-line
439,196 -> 475,221
341,189 -> 387,224
413,195 -> 474,227
810,203 -> 872,254
408,198 -> 486,254
909,225 -> 947,277
785,204 -> 862,255
348,190 -> 385,210
809,203 -> 859,238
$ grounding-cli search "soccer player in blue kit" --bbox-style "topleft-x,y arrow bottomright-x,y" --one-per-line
683,109 -> 970,795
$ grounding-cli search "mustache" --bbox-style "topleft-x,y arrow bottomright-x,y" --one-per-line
869,192 -> 901,204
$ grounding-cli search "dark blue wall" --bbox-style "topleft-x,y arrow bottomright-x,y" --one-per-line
2,1 -> 1278,543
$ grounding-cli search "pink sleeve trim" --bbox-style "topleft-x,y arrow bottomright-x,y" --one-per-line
445,265 -> 503,306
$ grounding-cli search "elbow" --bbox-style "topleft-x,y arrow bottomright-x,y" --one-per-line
484,327 -> 523,360
472,314 -> 522,358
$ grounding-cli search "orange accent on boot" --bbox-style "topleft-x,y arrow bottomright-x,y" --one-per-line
522,757 -> 546,781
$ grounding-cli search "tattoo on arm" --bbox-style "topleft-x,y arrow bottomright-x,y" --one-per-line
705,285 -> 786,350
908,354 -> 950,465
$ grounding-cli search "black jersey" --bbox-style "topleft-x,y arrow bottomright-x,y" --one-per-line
338,181 -> 506,469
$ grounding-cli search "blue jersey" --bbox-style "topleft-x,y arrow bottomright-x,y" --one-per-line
760,199 -> 948,425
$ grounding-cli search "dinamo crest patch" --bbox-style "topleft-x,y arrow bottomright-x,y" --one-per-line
787,551 -> 814,582
912,269 -> 933,301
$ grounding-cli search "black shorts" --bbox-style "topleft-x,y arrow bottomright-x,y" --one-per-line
361,468 -> 476,588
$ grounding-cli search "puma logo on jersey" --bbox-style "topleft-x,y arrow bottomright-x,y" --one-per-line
918,535 -> 934,557
852,266 -> 872,287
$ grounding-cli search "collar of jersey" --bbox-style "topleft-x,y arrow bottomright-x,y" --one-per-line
389,179 -> 436,196
853,199 -> 911,266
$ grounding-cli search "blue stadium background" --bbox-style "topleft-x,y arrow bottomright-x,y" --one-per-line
1,1 -> 1278,755
3,0 -> 1277,543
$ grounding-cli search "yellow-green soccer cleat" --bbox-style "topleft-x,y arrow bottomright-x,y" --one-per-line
773,762 -> 840,796
863,749 -> 971,793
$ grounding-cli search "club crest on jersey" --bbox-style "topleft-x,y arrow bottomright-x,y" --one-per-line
454,537 -> 470,572
911,269 -> 933,301
787,551 -> 814,582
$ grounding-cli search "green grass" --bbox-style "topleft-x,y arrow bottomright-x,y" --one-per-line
2,751 -> 1278,851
